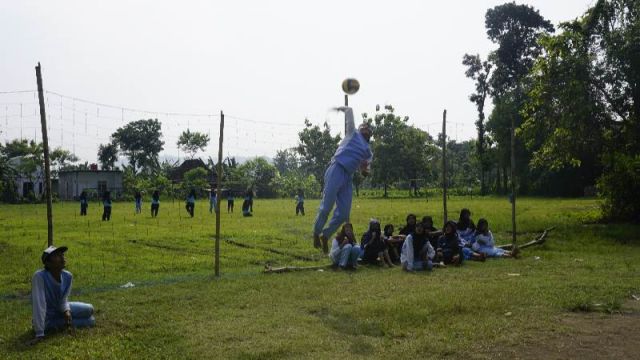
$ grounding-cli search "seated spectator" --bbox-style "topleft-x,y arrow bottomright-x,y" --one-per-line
30,246 -> 95,345
401,222 -> 435,271
361,219 -> 393,267
329,223 -> 361,270
473,218 -> 517,258
436,221 -> 464,266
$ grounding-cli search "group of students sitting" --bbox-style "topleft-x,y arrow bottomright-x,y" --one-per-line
329,208 -> 518,271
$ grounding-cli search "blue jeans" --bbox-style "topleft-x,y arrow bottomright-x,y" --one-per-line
412,260 -> 433,271
330,244 -> 360,267
46,302 -> 95,332
313,162 -> 353,239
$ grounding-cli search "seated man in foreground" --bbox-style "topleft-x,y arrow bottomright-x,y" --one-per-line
30,245 -> 95,344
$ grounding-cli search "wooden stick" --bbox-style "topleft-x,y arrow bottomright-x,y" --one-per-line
36,63 -> 53,246
442,109 -> 448,223
264,264 -> 331,274
214,111 -> 224,277
497,227 -> 554,250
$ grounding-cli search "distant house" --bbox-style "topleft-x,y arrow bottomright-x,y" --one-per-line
8,155 -> 45,199
170,159 -> 217,185
58,170 -> 123,200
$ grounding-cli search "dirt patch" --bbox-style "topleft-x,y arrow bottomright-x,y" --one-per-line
495,299 -> 640,359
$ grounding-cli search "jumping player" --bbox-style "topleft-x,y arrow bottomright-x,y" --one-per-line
313,106 -> 372,254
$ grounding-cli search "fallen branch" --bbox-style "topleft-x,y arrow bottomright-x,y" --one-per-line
497,227 -> 555,250
263,263 -> 331,274
223,238 -> 319,262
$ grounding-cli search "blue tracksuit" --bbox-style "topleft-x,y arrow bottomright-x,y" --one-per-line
31,269 -> 95,337
313,107 -> 372,239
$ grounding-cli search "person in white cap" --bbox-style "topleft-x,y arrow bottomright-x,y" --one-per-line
29,245 -> 95,344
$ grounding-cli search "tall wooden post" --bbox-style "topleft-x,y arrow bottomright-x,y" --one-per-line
442,109 -> 448,224
36,63 -> 53,246
344,94 -> 348,135
510,121 -> 517,247
214,111 -> 224,277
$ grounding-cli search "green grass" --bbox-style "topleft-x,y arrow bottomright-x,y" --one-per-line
0,196 -> 638,359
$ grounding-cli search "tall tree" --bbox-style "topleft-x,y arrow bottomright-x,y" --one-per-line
520,20 -> 607,195
177,129 -> 210,159
484,2 -> 555,194
111,119 -> 164,174
97,142 -> 119,170
296,119 -> 341,190
237,157 -> 279,198
463,54 -> 493,194
273,148 -> 299,175
364,106 -> 436,197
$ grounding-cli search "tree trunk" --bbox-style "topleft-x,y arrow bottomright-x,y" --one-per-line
503,165 -> 508,195
496,166 -> 502,194
383,183 -> 388,198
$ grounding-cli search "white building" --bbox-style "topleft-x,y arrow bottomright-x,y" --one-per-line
7,156 -> 45,199
58,170 -> 123,200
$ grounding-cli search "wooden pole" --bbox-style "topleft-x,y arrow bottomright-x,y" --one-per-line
510,120 -> 517,247
36,62 -> 53,246
214,111 -> 224,277
442,109 -> 448,224
344,94 -> 348,135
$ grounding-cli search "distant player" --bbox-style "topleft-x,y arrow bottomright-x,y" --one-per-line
313,106 -> 372,254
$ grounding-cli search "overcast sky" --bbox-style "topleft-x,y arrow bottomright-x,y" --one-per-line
1,0 -> 594,164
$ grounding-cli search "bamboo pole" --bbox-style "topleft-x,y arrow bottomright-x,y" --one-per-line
36,63 -> 53,246
442,109 -> 448,224
511,121 -> 517,248
214,111 -> 224,277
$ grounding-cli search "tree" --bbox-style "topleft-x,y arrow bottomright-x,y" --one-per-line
364,106 -> 437,197
520,20 -> 607,195
177,129 -> 210,159
182,167 -> 209,197
111,119 -> 164,174
463,54 -> 492,194
98,143 -> 119,170
50,147 -> 78,177
236,157 -> 278,198
296,119 -> 341,190
484,2 -> 555,194
273,148 -> 299,175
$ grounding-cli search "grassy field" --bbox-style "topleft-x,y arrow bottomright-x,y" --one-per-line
0,196 -> 638,359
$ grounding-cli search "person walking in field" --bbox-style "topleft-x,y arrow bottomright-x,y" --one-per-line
295,189 -> 305,216
185,189 -> 196,218
134,190 -> 143,214
313,106 -> 373,254
209,189 -> 218,214
227,190 -> 234,213
79,190 -> 88,216
151,190 -> 160,218
101,191 -> 112,221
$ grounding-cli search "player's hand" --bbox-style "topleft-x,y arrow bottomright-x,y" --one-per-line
64,310 -> 72,325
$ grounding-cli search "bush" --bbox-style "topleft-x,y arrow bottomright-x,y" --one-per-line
598,153 -> 640,221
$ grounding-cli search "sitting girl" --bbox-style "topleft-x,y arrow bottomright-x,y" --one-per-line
436,221 -> 464,265
383,224 -> 404,264
472,218 -> 517,258
456,209 -> 485,261
330,223 -> 361,270
401,222 -> 435,271
361,219 -> 393,267
422,216 -> 442,249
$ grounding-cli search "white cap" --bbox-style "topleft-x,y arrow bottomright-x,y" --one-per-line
41,245 -> 68,264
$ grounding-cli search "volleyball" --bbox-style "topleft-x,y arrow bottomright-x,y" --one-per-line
341,78 -> 360,95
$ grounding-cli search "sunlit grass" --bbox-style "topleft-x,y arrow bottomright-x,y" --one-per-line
0,196 -> 638,359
